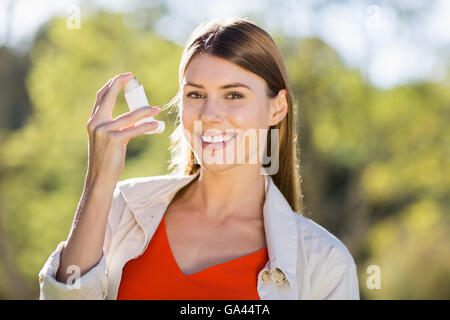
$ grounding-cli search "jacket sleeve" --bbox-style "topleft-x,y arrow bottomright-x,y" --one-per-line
312,245 -> 360,300
314,260 -> 360,299
38,185 -> 126,300
38,241 -> 108,300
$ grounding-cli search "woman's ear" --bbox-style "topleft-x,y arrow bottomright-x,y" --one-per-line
268,89 -> 288,126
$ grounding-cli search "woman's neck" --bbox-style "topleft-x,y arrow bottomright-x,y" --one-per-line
181,165 -> 266,222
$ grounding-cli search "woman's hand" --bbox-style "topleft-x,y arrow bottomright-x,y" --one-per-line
85,72 -> 161,184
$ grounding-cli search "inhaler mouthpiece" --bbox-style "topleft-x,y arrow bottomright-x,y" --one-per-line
124,77 -> 165,134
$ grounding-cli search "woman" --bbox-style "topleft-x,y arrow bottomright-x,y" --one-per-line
39,18 -> 360,300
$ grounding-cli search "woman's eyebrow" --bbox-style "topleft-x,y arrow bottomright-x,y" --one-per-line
184,82 -> 252,90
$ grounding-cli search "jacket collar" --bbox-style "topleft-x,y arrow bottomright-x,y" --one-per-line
118,170 -> 298,289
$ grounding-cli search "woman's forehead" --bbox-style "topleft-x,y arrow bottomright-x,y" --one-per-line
183,54 -> 266,91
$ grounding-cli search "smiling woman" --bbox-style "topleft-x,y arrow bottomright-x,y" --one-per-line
39,17 -> 360,300
166,18 -> 303,214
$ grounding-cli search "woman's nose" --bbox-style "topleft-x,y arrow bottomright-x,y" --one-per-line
200,98 -> 223,124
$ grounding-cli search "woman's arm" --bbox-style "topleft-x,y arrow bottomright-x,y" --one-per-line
55,174 -> 116,284
40,72 -> 161,295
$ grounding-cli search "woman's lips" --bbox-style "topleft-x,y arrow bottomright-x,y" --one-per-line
199,133 -> 237,151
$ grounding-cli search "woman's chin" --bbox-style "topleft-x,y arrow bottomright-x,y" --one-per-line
199,162 -> 238,172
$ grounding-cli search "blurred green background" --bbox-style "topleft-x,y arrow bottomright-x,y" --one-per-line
0,0 -> 448,299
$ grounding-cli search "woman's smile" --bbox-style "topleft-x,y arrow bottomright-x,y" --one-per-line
198,132 -> 238,151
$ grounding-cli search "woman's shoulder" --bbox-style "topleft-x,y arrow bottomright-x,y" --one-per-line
114,173 -> 197,206
105,174 -> 195,233
116,173 -> 188,189
293,213 -> 356,267
116,174 -> 192,194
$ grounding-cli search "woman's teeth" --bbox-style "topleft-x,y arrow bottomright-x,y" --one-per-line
201,135 -> 235,143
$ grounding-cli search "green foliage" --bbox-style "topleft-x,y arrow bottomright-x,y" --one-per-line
361,198 -> 449,299
361,82 -> 450,204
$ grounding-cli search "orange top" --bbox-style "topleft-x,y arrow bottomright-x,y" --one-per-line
117,214 -> 269,300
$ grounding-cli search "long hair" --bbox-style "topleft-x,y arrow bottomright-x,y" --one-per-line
163,18 -> 303,214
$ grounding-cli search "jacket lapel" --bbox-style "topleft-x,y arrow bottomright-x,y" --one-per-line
118,172 -> 200,243
260,174 -> 299,299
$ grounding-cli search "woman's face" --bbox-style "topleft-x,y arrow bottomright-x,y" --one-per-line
181,53 -> 287,172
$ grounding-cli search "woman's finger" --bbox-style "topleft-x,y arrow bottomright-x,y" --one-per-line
106,106 -> 160,131
90,78 -> 114,118
115,121 -> 159,143
97,72 -> 134,117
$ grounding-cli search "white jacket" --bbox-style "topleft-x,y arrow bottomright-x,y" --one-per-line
38,170 -> 360,300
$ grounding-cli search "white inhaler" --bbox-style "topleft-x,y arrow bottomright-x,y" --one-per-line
123,77 -> 165,134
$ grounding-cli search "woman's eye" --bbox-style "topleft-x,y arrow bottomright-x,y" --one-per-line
186,92 -> 204,99
226,92 -> 243,100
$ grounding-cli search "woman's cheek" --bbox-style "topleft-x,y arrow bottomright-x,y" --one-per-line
229,106 -> 260,130
181,107 -> 196,143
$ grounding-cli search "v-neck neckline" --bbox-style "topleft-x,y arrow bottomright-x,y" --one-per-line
162,214 -> 268,277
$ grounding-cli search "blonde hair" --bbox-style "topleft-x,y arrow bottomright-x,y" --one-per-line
162,18 -> 304,214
